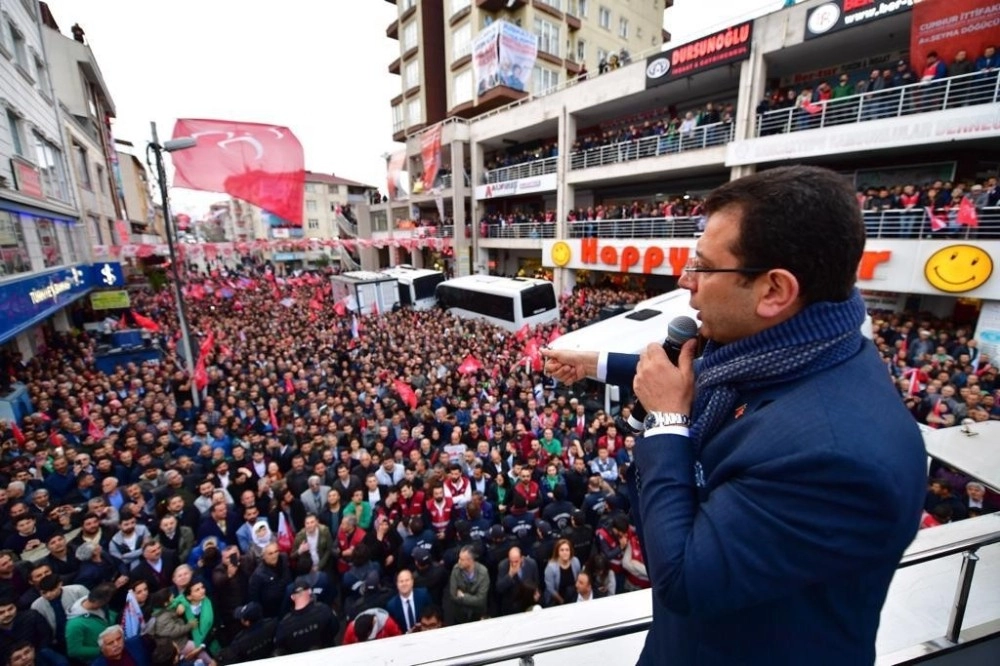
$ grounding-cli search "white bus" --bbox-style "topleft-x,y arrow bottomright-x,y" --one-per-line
329,271 -> 400,315
547,289 -> 698,415
379,265 -> 445,310
435,275 -> 559,332
548,288 -> 875,415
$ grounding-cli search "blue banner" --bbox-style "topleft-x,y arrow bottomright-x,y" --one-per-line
90,261 -> 125,289
0,265 -> 94,344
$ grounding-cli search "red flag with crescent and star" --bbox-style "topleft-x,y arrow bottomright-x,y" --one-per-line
171,119 -> 305,226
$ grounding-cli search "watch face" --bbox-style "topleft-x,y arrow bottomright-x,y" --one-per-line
643,413 -> 658,430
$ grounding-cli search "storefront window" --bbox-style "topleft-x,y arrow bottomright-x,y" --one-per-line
0,211 -> 31,277
35,217 -> 63,267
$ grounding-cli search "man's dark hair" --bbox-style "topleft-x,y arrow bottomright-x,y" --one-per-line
87,582 -> 116,606
704,165 -> 864,304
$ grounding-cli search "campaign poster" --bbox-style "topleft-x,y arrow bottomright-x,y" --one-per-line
498,21 -> 538,93
473,21 -> 501,95
910,0 -> 1000,70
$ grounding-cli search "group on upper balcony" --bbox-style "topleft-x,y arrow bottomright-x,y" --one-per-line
757,45 -> 1000,135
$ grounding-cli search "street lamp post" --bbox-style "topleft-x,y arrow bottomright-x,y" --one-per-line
148,121 -> 200,408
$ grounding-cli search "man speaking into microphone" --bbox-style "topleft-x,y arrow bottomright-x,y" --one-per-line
542,166 -> 925,666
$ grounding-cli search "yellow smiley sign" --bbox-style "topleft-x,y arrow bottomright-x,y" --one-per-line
924,244 -> 993,293
551,241 -> 572,267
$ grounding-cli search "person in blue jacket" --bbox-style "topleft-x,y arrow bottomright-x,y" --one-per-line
543,165 -> 926,666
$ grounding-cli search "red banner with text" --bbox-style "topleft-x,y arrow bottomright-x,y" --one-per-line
420,123 -> 442,192
910,0 -> 1000,70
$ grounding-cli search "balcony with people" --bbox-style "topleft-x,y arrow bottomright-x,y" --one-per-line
733,41 -> 1000,166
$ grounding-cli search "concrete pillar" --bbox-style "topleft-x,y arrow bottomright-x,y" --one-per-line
450,140 -> 471,277
556,107 -> 577,239
15,332 -> 36,363
469,139 -> 487,274
733,40 -> 767,146
355,204 -> 377,271
52,309 -> 71,333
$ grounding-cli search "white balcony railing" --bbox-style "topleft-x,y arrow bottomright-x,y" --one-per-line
484,157 -> 558,184
569,121 -> 733,171
560,208 -> 1000,240
756,70 -> 1000,137
481,222 -> 558,239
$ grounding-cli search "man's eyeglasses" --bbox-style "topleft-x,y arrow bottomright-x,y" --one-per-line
682,259 -> 770,276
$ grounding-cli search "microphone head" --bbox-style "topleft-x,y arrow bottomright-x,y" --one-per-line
666,316 -> 699,346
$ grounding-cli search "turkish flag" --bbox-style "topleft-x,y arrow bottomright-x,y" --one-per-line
458,354 -> 483,375
131,311 -> 161,333
956,198 -> 979,227
171,119 -> 305,226
394,379 -> 418,410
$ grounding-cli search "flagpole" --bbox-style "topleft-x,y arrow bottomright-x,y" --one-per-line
149,121 -> 200,408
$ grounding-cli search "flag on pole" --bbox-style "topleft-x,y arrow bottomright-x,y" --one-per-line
393,379 -> 418,410
925,207 -> 947,232
276,511 -> 294,553
956,198 -> 979,227
171,119 -> 306,226
351,315 -> 360,339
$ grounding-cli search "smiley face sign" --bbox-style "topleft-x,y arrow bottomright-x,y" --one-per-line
924,245 -> 994,293
550,241 -> 572,267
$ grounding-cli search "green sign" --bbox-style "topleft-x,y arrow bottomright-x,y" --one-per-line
90,290 -> 131,310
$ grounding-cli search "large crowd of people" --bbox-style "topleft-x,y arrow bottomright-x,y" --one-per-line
0,261 -> 995,666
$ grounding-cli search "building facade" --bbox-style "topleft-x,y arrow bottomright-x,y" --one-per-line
40,10 -> 125,252
368,0 -> 1000,342
0,0 -> 100,363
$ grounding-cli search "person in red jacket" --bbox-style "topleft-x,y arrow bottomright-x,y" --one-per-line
336,515 -> 366,574
425,485 -> 454,542
342,607 -> 401,644
511,468 -> 541,517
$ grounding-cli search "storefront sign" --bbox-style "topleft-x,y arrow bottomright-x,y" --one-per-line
474,173 -> 557,200
90,290 -> 131,310
91,261 -> 125,288
545,239 -> 1000,298
645,21 -> 753,88
10,158 -> 44,199
0,265 -> 94,344
805,0 -> 914,40
726,105 -> 1000,166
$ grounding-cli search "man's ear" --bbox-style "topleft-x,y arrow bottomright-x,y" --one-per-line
754,268 -> 800,320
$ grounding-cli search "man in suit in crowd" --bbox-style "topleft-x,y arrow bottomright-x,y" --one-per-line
385,569 -> 431,633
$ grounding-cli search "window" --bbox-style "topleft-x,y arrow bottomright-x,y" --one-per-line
328,184 -> 341,195
578,0 -> 589,16
307,219 -> 320,230
73,142 -> 91,190
404,59 -> 420,90
521,284 -> 557,316
538,0 -> 561,9
306,200 -> 317,212
453,69 -> 473,106
450,0 -> 471,16
95,164 -> 106,193
0,211 -> 31,276
402,22 -> 418,51
619,17 -> 629,39
6,109 -> 23,156
576,39 -> 586,61
636,27 -> 643,39
401,0 -> 415,9
534,18 -> 560,57
597,47 -> 608,64
9,21 -> 27,69
453,23 -> 472,61
32,132 -> 70,202
392,104 -> 404,133
598,6 -> 611,29
35,218 -> 63,267
34,54 -> 50,97
87,214 -> 103,246
532,66 -> 560,95
407,99 -> 422,126
304,183 -> 316,193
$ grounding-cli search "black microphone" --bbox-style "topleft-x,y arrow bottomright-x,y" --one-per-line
617,315 -> 698,436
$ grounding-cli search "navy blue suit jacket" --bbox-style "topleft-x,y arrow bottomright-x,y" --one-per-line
607,343 -> 925,666
385,587 -> 432,633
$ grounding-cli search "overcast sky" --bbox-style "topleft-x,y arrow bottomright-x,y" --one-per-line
42,0 -> 780,217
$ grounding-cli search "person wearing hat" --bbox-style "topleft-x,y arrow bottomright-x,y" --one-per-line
273,576 -> 339,655
560,509 -> 594,565
341,606 -> 401,644
531,520 -> 557,569
410,546 -> 448,607
216,602 -> 276,666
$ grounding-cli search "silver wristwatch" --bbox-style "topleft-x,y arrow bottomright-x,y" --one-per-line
643,411 -> 691,429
